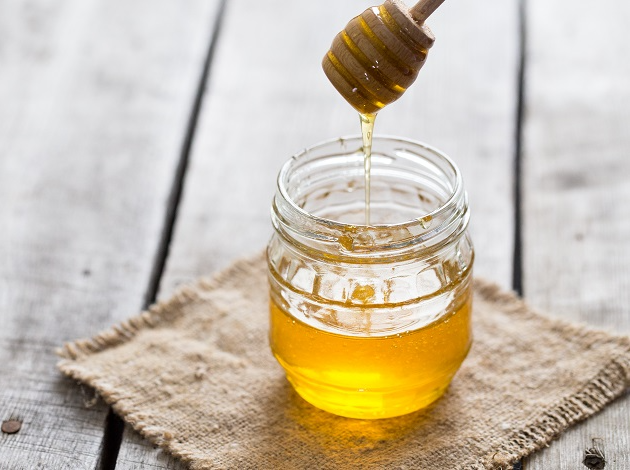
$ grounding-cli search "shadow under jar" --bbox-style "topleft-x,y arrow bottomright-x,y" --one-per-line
267,136 -> 473,419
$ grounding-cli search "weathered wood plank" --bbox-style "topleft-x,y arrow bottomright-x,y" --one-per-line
115,0 -> 519,467
0,0 -> 223,468
522,0 -> 630,468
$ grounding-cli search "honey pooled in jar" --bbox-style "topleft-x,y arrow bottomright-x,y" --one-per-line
269,282 -> 472,419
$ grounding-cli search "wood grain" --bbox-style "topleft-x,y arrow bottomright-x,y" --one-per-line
0,0 -> 222,468
522,0 -> 630,468
114,0 -> 519,467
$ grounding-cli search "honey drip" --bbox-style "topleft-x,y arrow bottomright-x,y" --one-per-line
360,113 -> 377,226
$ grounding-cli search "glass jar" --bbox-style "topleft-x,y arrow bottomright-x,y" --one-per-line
267,136 -> 473,419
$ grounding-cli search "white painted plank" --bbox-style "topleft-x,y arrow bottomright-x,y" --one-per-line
115,0 -> 519,467
523,0 -> 630,468
0,0 -> 222,468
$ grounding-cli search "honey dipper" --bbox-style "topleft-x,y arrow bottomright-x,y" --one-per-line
322,0 -> 446,114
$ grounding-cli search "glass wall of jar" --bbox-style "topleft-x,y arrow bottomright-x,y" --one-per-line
267,136 -> 474,419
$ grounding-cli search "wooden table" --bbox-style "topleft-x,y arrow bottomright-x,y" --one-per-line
2,0 -> 628,468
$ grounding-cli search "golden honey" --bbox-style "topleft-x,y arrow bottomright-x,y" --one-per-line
269,285 -> 471,419
360,113 -> 377,226
268,136 -> 473,419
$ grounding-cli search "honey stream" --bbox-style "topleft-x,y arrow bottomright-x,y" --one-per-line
360,112 -> 377,226
270,287 -> 472,419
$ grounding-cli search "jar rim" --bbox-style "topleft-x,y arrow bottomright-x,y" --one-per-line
273,134 -> 469,255
278,134 -> 463,229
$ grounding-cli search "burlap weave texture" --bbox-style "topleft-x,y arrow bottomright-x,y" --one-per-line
58,253 -> 630,469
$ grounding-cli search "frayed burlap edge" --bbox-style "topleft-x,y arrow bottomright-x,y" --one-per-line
57,253 -> 630,470
463,282 -> 630,470
57,254 -> 268,468
57,253 -> 266,360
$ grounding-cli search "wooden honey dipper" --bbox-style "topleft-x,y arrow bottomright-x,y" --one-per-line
323,0 -> 446,114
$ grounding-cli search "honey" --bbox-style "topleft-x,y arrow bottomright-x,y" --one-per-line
268,136 -> 473,419
360,112 -> 376,225
269,284 -> 472,419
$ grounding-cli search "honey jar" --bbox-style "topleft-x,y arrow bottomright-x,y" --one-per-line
267,136 -> 473,419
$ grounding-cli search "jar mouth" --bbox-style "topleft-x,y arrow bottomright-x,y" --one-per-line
273,135 -> 468,255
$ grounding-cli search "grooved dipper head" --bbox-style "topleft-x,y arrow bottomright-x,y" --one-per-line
322,0 -> 435,114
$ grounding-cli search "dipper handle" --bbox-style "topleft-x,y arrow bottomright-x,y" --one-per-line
410,0 -> 446,23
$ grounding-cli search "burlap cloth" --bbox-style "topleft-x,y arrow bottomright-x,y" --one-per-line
58,252 -> 630,470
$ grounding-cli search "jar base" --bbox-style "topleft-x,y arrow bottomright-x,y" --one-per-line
281,360 -> 455,420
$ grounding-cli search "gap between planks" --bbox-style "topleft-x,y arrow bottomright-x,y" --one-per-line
511,1 -> 527,469
512,0 -> 527,299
